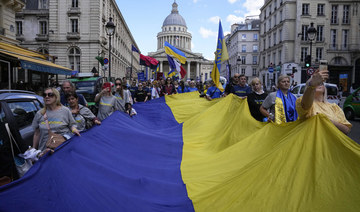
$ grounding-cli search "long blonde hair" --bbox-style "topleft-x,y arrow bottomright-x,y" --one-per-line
41,87 -> 62,115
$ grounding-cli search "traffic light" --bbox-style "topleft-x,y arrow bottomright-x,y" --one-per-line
305,55 -> 311,67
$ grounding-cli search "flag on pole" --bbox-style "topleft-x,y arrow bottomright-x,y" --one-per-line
210,20 -> 229,92
164,41 -> 187,64
131,44 -> 139,53
140,54 -> 159,69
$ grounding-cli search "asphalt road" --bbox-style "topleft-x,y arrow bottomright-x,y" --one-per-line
348,118 -> 360,144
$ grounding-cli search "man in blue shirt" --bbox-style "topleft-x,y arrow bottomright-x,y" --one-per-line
206,80 -> 222,100
231,74 -> 251,98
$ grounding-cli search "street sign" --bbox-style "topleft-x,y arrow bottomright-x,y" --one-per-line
104,58 -> 109,64
306,67 -> 315,76
268,67 -> 274,73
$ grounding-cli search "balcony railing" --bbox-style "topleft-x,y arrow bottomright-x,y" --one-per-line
66,32 -> 80,40
67,7 -> 81,16
35,34 -> 48,41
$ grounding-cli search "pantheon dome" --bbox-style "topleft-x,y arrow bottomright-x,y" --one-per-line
156,1 -> 192,51
162,2 -> 187,27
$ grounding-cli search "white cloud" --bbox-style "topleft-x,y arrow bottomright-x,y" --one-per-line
234,10 -> 242,14
191,42 -> 195,50
199,27 -> 217,38
226,14 -> 245,24
228,0 -> 238,4
209,16 -> 220,24
243,0 -> 262,16
193,0 -> 199,3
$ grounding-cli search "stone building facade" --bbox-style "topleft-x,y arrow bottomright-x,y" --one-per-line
224,17 -> 260,82
148,1 -> 213,82
259,0 -> 360,91
15,0 -> 140,80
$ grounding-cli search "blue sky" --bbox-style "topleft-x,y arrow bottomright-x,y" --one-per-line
116,0 -> 262,60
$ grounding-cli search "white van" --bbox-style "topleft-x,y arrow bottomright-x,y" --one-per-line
291,83 -> 340,105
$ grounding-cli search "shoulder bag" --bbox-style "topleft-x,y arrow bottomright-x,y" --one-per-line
44,112 -> 66,150
5,123 -> 32,178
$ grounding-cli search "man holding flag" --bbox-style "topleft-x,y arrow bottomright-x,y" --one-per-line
210,20 -> 229,92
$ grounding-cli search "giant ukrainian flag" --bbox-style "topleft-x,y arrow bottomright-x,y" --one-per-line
1,93 -> 360,211
210,20 -> 229,92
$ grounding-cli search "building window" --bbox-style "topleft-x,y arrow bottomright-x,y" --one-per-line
262,56 -> 266,68
71,19 -> 78,33
16,21 -> 22,35
274,0 -> 277,9
331,5 -> 338,24
302,4 -> 310,15
330,29 -> 337,49
68,47 -> 81,72
278,50 -> 282,63
253,45 -> 258,52
316,25 -> 324,42
274,14 -> 277,26
317,4 -> 325,16
279,29 -> 282,42
39,0 -> 48,9
263,23 -> 266,33
273,32 -> 277,45
253,33 -> 258,41
242,45 -> 246,52
343,5 -> 350,24
279,10 -> 283,22
242,34 -> 246,40
342,30 -> 348,49
241,56 -> 246,64
268,35 -> 271,48
39,21 -> 47,35
301,25 -> 309,41
263,38 -> 266,50
273,52 -> 276,65
316,48 -> 323,61
301,47 -> 308,62
252,68 -> 257,76
72,0 -> 78,7
174,27 -> 176,31
241,68 -> 245,75
253,56 -> 258,64
268,18 -> 271,29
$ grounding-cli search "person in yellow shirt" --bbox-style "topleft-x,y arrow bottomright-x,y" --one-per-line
296,69 -> 351,134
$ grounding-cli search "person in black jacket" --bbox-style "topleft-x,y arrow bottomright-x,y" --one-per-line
247,77 -> 268,121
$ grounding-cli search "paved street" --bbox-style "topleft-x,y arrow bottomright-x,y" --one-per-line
349,118 -> 360,144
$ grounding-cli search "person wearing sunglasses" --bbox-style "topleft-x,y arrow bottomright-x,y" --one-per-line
31,88 -> 80,151
296,69 -> 351,134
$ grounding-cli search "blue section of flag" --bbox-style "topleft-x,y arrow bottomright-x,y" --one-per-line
131,44 -> 139,53
0,99 -> 194,212
164,41 -> 186,64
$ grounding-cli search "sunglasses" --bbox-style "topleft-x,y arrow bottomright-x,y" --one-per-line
43,92 -> 55,98
115,83 -> 121,86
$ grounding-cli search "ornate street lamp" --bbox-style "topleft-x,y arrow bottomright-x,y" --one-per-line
306,22 -> 317,68
105,17 -> 116,82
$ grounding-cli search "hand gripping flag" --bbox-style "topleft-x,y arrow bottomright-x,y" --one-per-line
210,20 -> 229,92
164,41 -> 187,64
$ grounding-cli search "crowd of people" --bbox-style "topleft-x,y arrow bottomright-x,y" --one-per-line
34,70 -> 352,153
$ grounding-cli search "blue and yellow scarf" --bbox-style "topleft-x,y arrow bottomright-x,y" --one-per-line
274,90 -> 298,124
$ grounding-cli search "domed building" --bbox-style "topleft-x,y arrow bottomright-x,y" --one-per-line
149,1 -> 212,81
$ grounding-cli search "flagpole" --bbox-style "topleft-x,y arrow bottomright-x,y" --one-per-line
130,51 -> 133,80
227,60 -> 231,81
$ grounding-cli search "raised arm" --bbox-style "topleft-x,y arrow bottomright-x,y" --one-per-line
301,69 -> 328,110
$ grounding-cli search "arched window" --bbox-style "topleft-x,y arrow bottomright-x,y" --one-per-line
68,47 -> 81,72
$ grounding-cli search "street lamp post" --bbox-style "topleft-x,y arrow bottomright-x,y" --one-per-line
306,22 -> 317,68
106,17 -> 116,82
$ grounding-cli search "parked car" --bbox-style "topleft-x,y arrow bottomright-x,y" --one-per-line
291,83 -> 340,105
343,87 -> 360,120
0,90 -> 44,150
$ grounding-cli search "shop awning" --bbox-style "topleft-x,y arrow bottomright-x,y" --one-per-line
0,49 -> 72,75
0,41 -> 47,60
